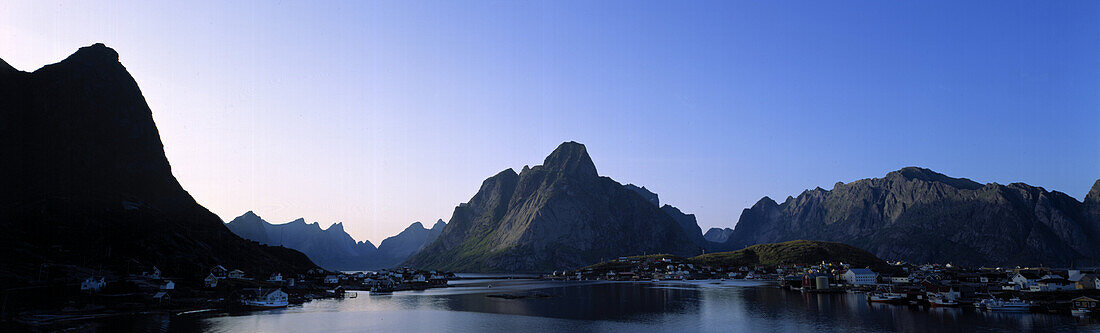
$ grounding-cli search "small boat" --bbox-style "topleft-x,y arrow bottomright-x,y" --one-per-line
986,298 -> 1032,312
651,279 -> 660,282
370,285 -> 394,295
240,289 -> 289,309
867,292 -> 907,304
928,294 -> 959,307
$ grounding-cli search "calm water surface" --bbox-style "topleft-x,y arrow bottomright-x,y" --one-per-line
102,279 -> 1100,332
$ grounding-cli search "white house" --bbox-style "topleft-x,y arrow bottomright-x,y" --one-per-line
204,273 -> 219,288
268,273 -> 283,282
262,289 -> 288,303
324,275 -> 340,284
842,268 -> 877,286
160,280 -> 175,290
81,277 -> 106,292
228,269 -> 246,279
1012,271 -> 1042,289
210,265 -> 228,279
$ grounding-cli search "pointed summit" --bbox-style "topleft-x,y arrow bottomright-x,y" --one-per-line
542,141 -> 597,177
405,221 -> 426,231
63,43 -> 120,65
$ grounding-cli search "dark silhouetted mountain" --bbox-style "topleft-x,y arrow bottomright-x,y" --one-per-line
660,205 -> 708,248
624,184 -> 660,206
703,227 -> 734,243
624,184 -> 710,249
0,44 -> 317,283
226,212 -> 378,271
374,220 -> 447,268
723,167 -> 1100,266
405,142 -> 702,272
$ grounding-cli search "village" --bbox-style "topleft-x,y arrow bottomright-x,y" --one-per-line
547,256 -> 1100,318
11,265 -> 454,328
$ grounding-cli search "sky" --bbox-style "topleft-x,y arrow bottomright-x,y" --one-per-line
2,1 -> 1098,245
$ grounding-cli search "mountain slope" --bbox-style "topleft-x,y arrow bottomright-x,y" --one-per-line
226,212 -> 378,271
0,44 -> 317,282
405,142 -> 702,272
724,167 -> 1100,266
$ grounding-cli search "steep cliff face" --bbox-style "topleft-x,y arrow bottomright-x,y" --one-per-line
0,44 -> 317,282
724,167 -> 1099,266
226,212 -> 377,271
406,142 -> 702,272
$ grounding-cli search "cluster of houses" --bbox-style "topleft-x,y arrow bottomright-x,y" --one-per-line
321,267 -> 452,291
549,256 -> 772,281
79,266 -> 177,304
72,264 -> 456,312
202,265 -> 295,289
549,256 -> 1100,315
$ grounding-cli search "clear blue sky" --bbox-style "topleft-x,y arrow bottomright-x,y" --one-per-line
3,1 -> 1098,244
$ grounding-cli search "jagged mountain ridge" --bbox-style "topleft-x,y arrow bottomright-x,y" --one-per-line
226,212 -> 445,271
0,44 -> 317,282
723,167 -> 1100,266
405,142 -> 702,272
226,212 -> 378,271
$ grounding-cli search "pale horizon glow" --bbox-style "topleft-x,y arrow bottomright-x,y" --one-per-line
3,1 -> 1098,245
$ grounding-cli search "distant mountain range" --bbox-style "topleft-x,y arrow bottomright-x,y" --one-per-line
703,228 -> 734,243
0,44 -> 317,282
720,167 -> 1100,267
405,142 -> 704,272
226,212 -> 445,271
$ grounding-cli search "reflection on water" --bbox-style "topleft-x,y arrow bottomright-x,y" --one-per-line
96,279 -> 1099,332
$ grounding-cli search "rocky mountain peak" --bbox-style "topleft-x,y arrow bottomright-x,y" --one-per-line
328,222 -> 345,232
887,167 -> 983,190
431,219 -> 446,230
542,141 -> 598,177
753,196 -> 779,210
63,43 -> 120,66
406,221 -> 426,231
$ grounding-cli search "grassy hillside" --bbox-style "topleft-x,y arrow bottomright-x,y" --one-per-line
689,240 -> 887,269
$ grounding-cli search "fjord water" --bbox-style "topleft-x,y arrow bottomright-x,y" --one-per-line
110,279 -> 1093,332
